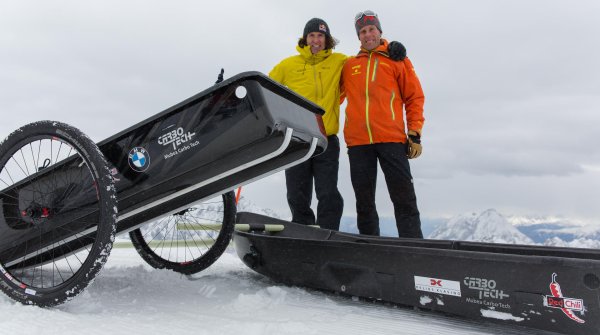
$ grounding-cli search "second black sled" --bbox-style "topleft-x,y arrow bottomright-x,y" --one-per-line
234,212 -> 600,335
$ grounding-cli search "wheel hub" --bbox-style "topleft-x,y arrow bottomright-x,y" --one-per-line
21,202 -> 51,220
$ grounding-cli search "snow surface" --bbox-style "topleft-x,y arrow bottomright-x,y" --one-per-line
0,247 -> 551,335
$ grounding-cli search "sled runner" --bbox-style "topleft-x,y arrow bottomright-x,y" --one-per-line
234,212 -> 600,335
0,72 -> 327,306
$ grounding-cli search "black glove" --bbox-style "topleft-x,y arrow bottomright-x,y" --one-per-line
215,68 -> 224,84
388,41 -> 406,61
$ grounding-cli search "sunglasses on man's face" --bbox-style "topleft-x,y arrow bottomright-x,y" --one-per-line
354,10 -> 377,23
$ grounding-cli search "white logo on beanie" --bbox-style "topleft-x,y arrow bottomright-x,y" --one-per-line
319,24 -> 327,32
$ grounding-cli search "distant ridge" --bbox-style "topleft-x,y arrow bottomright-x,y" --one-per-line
429,209 -> 534,244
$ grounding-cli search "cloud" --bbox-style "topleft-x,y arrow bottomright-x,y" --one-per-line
1,0 -> 599,222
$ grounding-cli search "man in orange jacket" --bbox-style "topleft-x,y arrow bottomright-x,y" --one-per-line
341,10 -> 425,237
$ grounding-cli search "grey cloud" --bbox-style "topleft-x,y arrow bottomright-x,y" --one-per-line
1,0 -> 599,222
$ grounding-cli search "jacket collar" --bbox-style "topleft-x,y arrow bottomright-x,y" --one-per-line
296,45 -> 332,63
357,38 -> 389,57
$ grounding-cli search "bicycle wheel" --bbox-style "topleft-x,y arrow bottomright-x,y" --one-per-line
0,121 -> 117,306
129,192 -> 236,275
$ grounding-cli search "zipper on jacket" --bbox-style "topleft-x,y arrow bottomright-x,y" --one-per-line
365,53 -> 374,144
319,72 -> 324,99
371,58 -> 379,82
390,91 -> 396,121
311,56 -> 319,103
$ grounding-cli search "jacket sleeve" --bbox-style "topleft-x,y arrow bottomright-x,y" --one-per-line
268,60 -> 286,85
338,55 -> 351,104
339,71 -> 346,104
398,57 -> 425,134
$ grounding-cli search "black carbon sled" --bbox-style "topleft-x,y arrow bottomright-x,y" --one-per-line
0,72 -> 327,306
234,212 -> 600,335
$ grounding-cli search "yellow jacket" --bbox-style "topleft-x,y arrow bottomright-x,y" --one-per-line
269,45 -> 347,136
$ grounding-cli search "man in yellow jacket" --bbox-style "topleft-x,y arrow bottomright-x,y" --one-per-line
341,10 -> 425,237
269,18 -> 346,230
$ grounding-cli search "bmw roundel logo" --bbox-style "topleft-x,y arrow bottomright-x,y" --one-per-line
128,147 -> 150,172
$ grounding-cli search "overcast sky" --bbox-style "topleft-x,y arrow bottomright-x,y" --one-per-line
1,0 -> 599,223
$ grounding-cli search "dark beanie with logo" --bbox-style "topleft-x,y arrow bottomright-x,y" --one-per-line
303,18 -> 331,39
355,11 -> 382,35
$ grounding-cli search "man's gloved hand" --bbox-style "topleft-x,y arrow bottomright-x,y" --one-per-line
215,68 -> 224,84
388,41 -> 406,61
407,130 -> 422,159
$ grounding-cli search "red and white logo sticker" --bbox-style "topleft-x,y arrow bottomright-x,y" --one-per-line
414,276 -> 461,297
544,273 -> 585,324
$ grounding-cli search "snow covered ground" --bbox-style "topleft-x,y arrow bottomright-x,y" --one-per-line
0,246 -> 553,335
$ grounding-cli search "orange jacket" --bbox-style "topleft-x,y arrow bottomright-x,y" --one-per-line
341,39 -> 425,147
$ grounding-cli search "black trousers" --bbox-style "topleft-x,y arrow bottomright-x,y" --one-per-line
348,143 -> 422,238
285,135 -> 343,230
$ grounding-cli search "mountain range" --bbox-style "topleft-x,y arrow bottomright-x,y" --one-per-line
320,207 -> 599,248
127,196 -> 600,249
428,209 -> 534,244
